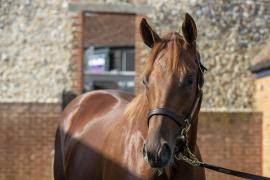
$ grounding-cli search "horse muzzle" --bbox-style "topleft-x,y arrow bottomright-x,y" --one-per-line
143,142 -> 172,168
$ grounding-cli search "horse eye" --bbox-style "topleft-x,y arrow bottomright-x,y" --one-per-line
187,75 -> 193,85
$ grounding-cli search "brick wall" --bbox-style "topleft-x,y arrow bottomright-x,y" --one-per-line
0,104 -> 262,180
198,111 -> 263,180
71,12 -> 84,94
84,13 -> 135,47
255,75 -> 270,176
0,103 -> 61,180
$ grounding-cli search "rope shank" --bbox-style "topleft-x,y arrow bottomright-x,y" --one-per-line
199,163 -> 270,180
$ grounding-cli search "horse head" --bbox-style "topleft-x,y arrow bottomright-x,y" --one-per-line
141,13 -> 205,169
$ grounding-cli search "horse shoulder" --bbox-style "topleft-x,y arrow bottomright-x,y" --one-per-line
59,90 -> 134,135
56,90 -> 135,179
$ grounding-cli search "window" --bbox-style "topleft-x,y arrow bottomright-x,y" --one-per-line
84,46 -> 135,92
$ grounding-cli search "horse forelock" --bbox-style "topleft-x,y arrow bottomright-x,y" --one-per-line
144,32 -> 191,83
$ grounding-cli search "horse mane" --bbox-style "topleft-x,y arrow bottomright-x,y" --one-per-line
124,32 -> 192,121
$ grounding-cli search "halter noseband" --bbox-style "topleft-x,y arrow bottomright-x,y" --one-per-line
147,86 -> 202,128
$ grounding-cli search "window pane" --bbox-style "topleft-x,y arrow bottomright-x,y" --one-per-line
110,50 -> 122,71
125,50 -> 134,71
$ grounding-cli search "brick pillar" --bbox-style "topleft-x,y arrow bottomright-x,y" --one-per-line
252,42 -> 270,176
71,11 -> 84,94
255,74 -> 270,176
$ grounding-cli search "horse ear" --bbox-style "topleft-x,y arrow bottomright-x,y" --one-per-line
140,18 -> 161,48
182,13 -> 197,44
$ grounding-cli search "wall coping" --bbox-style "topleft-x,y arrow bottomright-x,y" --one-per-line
0,102 -> 62,114
0,102 -> 259,114
68,2 -> 153,15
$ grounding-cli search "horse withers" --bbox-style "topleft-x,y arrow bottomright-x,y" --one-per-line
54,13 -> 206,180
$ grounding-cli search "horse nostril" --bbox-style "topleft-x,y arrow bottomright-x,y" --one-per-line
143,143 -> 147,159
158,143 -> 171,162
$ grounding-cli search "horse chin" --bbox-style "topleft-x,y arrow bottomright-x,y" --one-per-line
149,161 -> 168,169
150,157 -> 175,177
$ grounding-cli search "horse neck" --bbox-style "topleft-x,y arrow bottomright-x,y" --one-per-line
124,94 -> 149,136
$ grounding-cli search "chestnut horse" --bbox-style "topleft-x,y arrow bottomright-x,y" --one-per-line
54,13 -> 206,180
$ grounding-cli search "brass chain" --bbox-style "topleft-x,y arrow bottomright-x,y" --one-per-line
175,122 -> 202,167
175,146 -> 202,167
